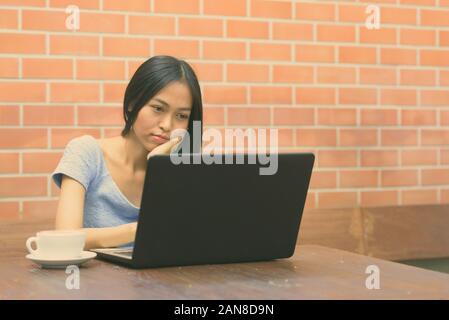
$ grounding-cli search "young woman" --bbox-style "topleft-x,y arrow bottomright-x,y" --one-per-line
51,55 -> 203,249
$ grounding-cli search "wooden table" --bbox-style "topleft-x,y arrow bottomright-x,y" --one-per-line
1,220 -> 449,299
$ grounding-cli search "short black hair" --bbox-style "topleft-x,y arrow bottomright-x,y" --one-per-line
121,55 -> 203,150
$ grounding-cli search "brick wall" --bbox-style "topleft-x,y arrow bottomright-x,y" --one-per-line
0,0 -> 449,220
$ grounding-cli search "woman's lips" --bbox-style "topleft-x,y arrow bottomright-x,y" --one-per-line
151,134 -> 169,144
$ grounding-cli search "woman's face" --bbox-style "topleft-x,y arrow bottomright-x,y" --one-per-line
131,81 -> 192,151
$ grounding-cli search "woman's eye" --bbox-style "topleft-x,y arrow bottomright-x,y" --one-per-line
152,106 -> 163,112
177,114 -> 189,120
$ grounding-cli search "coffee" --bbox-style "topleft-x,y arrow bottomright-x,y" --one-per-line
26,230 -> 86,259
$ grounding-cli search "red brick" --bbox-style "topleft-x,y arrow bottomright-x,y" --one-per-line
382,170 -> 418,187
103,0 -> 150,11
204,41 -> 245,60
204,0 -> 246,16
310,171 -> 337,189
23,105 -> 74,126
421,9 -> 449,27
78,106 -> 123,126
296,2 -> 335,21
422,169 -> 449,185
49,0 -> 99,9
361,150 -> 398,167
129,16 -> 175,35
273,107 -> 314,126
400,69 -> 436,86
381,48 -> 417,65
339,88 -> 377,105
382,129 -> 418,146
317,25 -> 355,42
272,22 -> 313,41
23,58 -> 72,79
251,87 -> 292,104
75,12 -> 123,33
0,58 -> 18,78
228,20 -> 269,39
251,43 -> 291,61
296,129 -> 337,147
103,83 -> 126,103
361,109 -> 397,126
340,170 -> 378,188
179,18 -> 223,37
381,7 -> 417,25
339,47 -> 377,64
0,202 -> 20,221
203,107 -> 224,126
401,28 -> 435,46
273,65 -> 313,83
250,0 -> 292,19
203,86 -> 247,104
0,105 -> 19,125
76,59 -> 125,80
360,67 -> 396,85
402,149 -> 438,166
0,153 -> 19,173
50,129 -> 101,148
318,192 -> 358,209
317,150 -> 357,167
296,88 -> 335,105
318,108 -> 356,126
317,67 -> 356,84
381,89 -> 417,106
422,130 -> 449,145
421,90 -> 449,106
340,129 -> 377,146
0,177 -> 47,197
22,200 -> 58,220
402,189 -> 438,205
50,35 -> 99,56
190,62 -> 222,82
421,50 -> 449,67
338,5 -> 366,22
361,191 -> 398,207
296,45 -> 334,63
360,27 -> 397,44
227,107 -> 270,126
23,152 -> 62,173
228,64 -> 269,83
22,10 -> 67,31
0,9 -> 18,29
153,0 -> 199,13
0,128 -> 47,149
103,37 -> 150,57
401,110 -> 436,126
442,149 -> 449,164
50,83 -> 99,102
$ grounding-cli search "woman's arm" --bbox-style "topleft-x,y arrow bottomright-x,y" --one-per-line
55,175 -> 137,250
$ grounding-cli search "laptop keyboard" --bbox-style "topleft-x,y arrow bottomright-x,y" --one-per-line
116,251 -> 133,257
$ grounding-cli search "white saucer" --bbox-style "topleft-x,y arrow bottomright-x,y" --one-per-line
26,251 -> 97,269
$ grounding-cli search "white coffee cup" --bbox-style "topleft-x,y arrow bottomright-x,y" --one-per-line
26,230 -> 86,259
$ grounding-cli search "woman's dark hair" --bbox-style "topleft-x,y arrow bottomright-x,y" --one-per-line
121,55 -> 203,151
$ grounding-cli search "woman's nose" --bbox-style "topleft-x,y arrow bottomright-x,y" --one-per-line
159,115 -> 172,132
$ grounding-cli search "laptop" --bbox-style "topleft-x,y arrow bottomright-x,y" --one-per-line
91,153 -> 315,269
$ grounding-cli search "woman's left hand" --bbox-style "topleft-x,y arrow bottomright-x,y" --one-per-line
147,136 -> 182,160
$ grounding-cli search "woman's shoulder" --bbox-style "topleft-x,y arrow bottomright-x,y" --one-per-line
63,134 -> 102,163
67,134 -> 98,148
52,135 -> 103,189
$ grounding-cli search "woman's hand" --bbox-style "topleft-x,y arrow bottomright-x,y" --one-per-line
129,222 -> 138,234
147,136 -> 182,160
